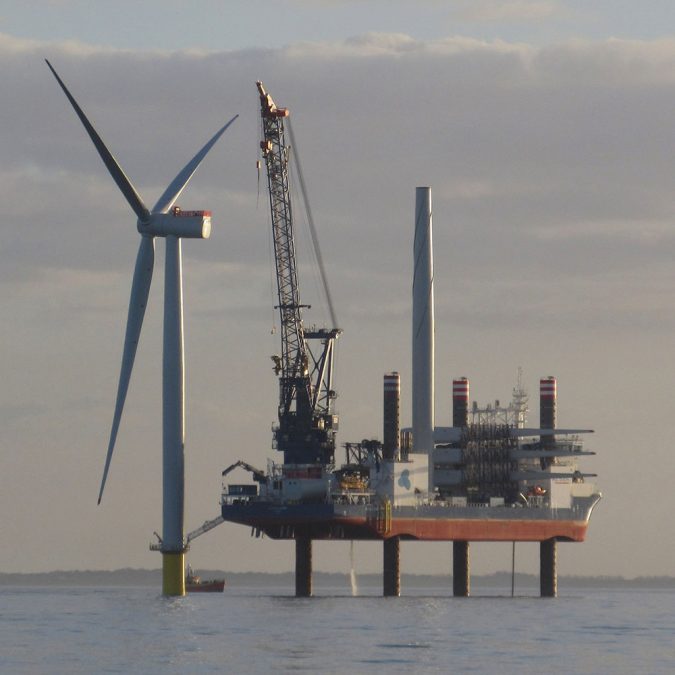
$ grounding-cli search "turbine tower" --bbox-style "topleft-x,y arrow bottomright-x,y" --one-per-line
47,61 -> 238,596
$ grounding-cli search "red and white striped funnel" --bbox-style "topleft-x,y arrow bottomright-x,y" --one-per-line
453,377 -> 469,428
383,372 -> 400,460
540,376 -> 557,431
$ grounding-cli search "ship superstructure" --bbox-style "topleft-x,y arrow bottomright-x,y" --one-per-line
220,85 -> 600,598
221,373 -> 600,544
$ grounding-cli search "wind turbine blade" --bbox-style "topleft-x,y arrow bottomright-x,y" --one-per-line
45,60 -> 150,223
152,114 -> 239,214
98,236 -> 155,503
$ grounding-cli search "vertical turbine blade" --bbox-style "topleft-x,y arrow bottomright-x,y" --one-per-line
152,114 -> 239,214
98,236 -> 155,503
45,60 -> 151,223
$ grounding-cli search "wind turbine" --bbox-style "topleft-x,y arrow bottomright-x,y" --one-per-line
46,61 -> 238,596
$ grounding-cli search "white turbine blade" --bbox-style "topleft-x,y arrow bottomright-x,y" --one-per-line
98,236 -> 155,503
152,114 -> 239,214
46,60 -> 151,223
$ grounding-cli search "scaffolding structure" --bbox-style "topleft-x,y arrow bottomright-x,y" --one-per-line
461,424 -> 519,501
343,440 -> 382,467
470,370 -> 529,429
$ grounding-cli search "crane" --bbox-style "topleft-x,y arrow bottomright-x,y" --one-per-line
257,81 -> 340,467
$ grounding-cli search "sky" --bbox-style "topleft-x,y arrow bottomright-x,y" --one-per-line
2,0 -> 675,580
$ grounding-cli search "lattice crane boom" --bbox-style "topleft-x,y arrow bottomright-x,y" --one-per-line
257,81 -> 340,466
257,82 -> 309,409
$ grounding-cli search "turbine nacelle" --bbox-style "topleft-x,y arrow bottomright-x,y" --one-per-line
138,208 -> 212,239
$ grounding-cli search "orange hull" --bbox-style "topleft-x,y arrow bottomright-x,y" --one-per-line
235,513 -> 589,542
186,579 -> 225,592
222,496 -> 599,543
381,517 -> 587,542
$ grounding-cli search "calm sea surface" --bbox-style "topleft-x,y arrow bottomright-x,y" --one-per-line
1,583 -> 673,674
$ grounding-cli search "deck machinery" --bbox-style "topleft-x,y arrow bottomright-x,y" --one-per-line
220,85 -> 601,598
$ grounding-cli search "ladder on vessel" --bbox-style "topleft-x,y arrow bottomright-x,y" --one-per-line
368,499 -> 391,535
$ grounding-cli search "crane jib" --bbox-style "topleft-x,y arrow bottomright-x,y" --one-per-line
257,81 -> 340,467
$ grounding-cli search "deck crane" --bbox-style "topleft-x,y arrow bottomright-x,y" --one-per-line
257,81 -> 341,467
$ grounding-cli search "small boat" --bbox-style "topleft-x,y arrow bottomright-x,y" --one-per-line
185,565 -> 225,593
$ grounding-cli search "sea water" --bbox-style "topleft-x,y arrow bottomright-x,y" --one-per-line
1,584 -> 673,674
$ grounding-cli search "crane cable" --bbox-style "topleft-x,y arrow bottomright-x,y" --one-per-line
286,117 -> 339,331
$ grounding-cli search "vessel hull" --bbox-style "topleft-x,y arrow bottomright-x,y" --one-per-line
221,495 -> 600,543
186,580 -> 225,593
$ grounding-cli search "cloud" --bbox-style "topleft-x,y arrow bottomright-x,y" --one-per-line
7,30 -> 675,325
8,31 -> 675,315
456,1 -> 566,23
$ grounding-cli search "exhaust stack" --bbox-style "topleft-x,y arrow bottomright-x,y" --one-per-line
453,377 -> 470,428
383,372 -> 400,461
540,376 -> 557,449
